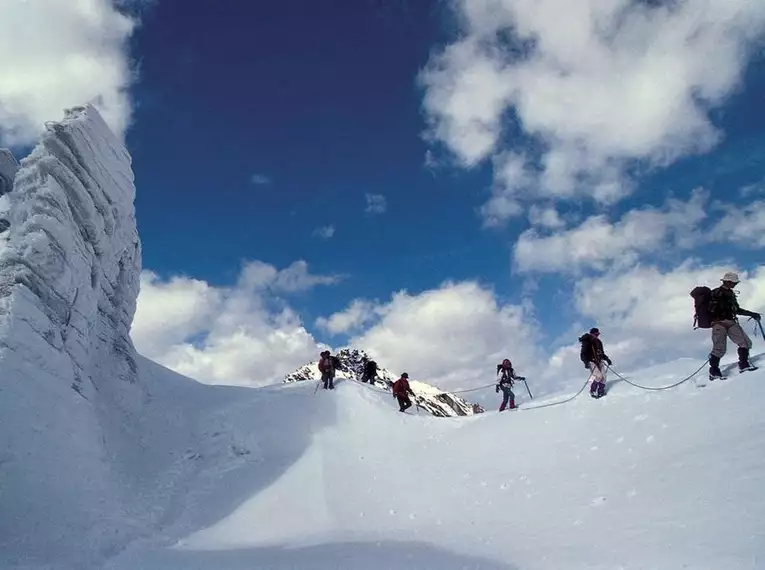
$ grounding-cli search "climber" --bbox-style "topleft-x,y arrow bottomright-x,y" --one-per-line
708,272 -> 761,379
496,358 -> 524,411
318,350 -> 336,390
392,372 -> 415,412
579,328 -> 611,399
361,359 -> 379,384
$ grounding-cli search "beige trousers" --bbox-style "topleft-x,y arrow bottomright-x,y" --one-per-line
588,361 -> 607,383
710,320 -> 752,358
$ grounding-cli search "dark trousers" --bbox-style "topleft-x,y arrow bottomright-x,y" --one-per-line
499,386 -> 515,411
396,394 -> 412,412
322,372 -> 334,389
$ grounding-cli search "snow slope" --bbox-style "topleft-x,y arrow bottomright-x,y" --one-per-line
0,106 -> 146,568
101,355 -> 765,570
285,348 -> 485,416
2,107 -> 765,570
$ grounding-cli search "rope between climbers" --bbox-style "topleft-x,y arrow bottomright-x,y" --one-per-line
519,375 -> 592,411
607,361 -> 708,391
449,383 -> 496,395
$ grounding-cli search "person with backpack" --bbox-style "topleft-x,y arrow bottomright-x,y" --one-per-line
392,372 -> 416,412
361,359 -> 379,384
495,358 -> 525,411
706,272 -> 761,379
579,328 -> 612,399
318,350 -> 336,390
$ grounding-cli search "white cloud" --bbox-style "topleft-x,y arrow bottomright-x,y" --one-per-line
238,260 -> 343,293
527,204 -> 565,229
340,281 -> 543,403
313,225 -> 336,239
543,262 -> 765,378
0,0 -> 137,146
316,299 -> 379,335
365,193 -> 388,215
131,260 -> 339,387
513,190 -> 708,273
422,0 -> 765,222
710,200 -> 765,248
251,174 -> 271,185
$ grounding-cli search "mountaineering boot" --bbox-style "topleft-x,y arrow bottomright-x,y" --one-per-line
738,347 -> 758,373
708,355 -> 724,380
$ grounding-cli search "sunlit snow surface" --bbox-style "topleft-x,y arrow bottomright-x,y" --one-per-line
1,107 -> 764,570
112,356 -> 762,570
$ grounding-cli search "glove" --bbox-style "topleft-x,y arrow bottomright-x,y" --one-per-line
516,376 -> 526,381
495,385 -> 500,393
584,361 -> 590,369
754,312 -> 762,321
605,357 -> 612,366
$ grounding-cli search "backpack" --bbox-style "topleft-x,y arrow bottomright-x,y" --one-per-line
689,286 -> 712,329
331,355 -> 342,371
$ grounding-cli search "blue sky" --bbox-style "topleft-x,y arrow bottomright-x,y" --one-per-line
129,2 -> 497,287
2,0 -> 765,393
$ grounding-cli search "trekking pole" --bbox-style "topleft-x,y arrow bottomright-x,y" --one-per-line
314,380 -> 321,395
521,378 -> 533,399
757,319 -> 765,341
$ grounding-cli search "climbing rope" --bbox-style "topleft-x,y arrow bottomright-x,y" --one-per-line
448,383 -> 496,395
519,374 -> 593,411
607,360 -> 709,391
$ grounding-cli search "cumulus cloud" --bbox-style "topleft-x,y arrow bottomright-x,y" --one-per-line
542,262 -> 765,380
0,0 -> 138,146
313,225 -> 336,239
332,282 -> 543,404
365,193 -> 388,215
131,261 -> 339,387
422,0 -> 765,222
513,190 -> 708,273
316,299 -> 379,335
527,204 -> 566,230
710,200 -> 765,248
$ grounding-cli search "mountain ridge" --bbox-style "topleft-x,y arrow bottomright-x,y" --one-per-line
284,347 -> 485,416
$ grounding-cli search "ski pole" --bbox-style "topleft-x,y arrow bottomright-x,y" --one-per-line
314,380 -> 321,395
522,378 -> 533,399
758,319 -> 765,340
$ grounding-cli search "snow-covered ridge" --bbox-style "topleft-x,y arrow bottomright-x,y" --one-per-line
0,105 -> 141,395
284,348 -> 485,416
0,106 -> 145,568
0,149 -> 18,197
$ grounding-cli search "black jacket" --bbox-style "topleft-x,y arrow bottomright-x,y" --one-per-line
579,333 -> 610,365
709,286 -> 757,322
363,360 -> 378,377
496,365 -> 515,387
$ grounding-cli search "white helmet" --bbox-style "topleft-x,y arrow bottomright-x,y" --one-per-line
722,271 -> 740,283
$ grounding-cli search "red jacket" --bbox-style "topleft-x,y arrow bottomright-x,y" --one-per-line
318,357 -> 333,374
392,377 -> 413,396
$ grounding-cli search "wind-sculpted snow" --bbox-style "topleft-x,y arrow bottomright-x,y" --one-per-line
0,105 -> 141,394
0,149 -> 17,197
0,106 -> 143,568
284,348 -> 485,416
